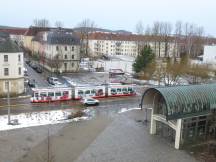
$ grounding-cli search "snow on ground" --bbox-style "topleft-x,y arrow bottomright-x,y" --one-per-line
0,109 -> 91,131
118,107 -> 141,114
93,59 -> 134,74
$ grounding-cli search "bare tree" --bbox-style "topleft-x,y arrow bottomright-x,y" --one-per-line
135,21 -> 144,35
77,19 -> 97,58
151,21 -> 161,57
173,21 -> 183,59
33,18 -> 50,27
160,22 -> 172,57
135,21 -> 144,54
55,21 -> 64,28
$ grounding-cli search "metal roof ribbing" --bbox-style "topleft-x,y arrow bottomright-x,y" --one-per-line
147,84 -> 216,119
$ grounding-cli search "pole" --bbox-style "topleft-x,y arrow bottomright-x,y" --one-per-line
7,81 -> 11,125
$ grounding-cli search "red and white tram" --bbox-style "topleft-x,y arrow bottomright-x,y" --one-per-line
73,85 -> 106,100
30,83 -> 136,103
31,87 -> 72,103
108,83 -> 136,97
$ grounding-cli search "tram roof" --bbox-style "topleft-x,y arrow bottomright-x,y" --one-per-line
144,83 -> 216,120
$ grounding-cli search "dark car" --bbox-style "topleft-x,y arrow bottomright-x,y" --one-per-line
35,66 -> 43,73
28,79 -> 36,88
25,60 -> 31,65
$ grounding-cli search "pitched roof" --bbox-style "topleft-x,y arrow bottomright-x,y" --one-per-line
0,28 -> 27,35
88,32 -> 174,42
47,31 -> 80,45
24,26 -> 74,36
0,38 -> 22,52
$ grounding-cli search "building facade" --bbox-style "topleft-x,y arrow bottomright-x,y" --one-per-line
31,30 -> 81,73
0,36 -> 24,97
87,32 -> 177,59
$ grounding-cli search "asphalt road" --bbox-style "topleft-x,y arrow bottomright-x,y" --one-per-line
0,96 -> 141,115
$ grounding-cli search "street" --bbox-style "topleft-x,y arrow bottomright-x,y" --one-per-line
0,96 -> 141,115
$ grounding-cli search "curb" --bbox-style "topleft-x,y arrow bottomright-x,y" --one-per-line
1,95 -> 31,100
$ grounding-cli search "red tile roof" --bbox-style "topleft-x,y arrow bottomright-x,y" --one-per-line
0,28 -> 28,35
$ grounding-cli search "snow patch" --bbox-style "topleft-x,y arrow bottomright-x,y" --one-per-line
118,107 -> 141,114
0,109 -> 91,131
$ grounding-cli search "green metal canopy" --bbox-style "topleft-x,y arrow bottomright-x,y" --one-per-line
142,84 -> 216,120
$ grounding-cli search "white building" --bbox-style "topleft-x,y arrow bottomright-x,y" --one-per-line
88,33 -> 138,57
203,45 -> 216,64
0,36 -> 24,97
88,32 -> 176,59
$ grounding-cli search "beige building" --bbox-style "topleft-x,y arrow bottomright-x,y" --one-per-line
31,30 -> 81,73
0,37 -> 24,97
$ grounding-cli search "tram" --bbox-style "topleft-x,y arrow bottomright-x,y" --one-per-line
30,83 -> 136,103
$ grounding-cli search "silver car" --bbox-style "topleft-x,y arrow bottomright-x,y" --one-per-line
80,97 -> 99,106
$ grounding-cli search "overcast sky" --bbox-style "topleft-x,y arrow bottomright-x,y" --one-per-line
1,0 -> 216,36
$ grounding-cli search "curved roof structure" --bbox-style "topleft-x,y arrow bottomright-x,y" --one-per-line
142,84 -> 216,120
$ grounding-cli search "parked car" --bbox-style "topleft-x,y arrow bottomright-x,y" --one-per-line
28,79 -> 36,88
25,60 -> 31,65
30,62 -> 37,70
80,97 -> 99,106
47,77 -> 61,85
35,66 -> 43,73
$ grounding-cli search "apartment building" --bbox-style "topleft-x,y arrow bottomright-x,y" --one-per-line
0,34 -> 24,97
31,29 -> 81,73
87,32 -> 177,58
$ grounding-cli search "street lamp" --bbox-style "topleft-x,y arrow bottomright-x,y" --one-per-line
6,81 -> 11,125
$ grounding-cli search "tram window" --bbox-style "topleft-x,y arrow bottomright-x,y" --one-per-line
128,87 -> 133,92
63,91 -> 69,96
91,90 -> 96,94
122,88 -> 127,92
85,90 -> 90,94
35,93 -> 39,97
40,92 -> 47,97
111,88 -> 116,93
55,92 -> 61,96
117,88 -> 121,92
48,92 -> 54,97
78,90 -> 83,95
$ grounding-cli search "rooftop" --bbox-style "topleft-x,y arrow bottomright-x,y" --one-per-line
0,37 -> 22,53
143,83 -> 216,120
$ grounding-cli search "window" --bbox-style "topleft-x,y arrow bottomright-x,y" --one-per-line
65,46 -> 67,51
72,55 -> 74,59
18,67 -> 21,75
55,92 -> 61,96
63,91 -> 69,96
4,68 -> 9,76
111,88 -> 117,94
48,92 -> 54,97
35,93 -> 39,97
18,55 -> 21,62
117,88 -> 121,92
71,62 -> 74,67
78,90 -> 84,97
64,63 -> 67,70
85,90 -> 90,94
4,55 -> 8,62
40,92 -> 47,97
5,81 -> 9,90
56,46 -> 59,51
64,55 -> 68,59
71,46 -> 74,51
